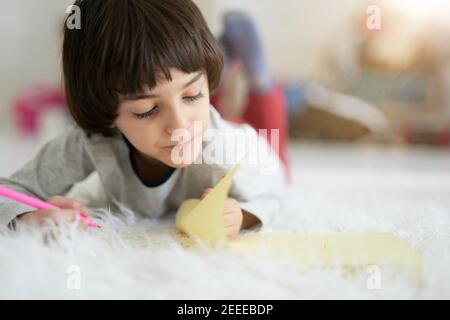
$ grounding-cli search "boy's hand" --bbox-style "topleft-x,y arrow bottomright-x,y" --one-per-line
201,188 -> 243,240
17,196 -> 90,231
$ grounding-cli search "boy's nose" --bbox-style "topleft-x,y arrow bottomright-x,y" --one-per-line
165,104 -> 190,134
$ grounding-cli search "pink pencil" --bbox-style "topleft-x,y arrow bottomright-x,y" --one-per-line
0,185 -> 101,228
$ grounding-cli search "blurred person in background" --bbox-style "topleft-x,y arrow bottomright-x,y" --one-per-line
11,6 -> 389,147
212,11 -> 389,144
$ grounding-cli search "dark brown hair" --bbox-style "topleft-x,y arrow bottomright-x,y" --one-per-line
63,0 -> 224,136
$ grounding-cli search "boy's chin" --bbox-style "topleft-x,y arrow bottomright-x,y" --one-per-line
169,161 -> 195,169
162,154 -> 199,169
163,146 -> 202,169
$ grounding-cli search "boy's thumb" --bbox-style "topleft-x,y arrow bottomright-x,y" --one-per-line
201,188 -> 213,200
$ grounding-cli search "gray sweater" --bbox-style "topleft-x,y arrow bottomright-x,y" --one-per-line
0,107 -> 286,228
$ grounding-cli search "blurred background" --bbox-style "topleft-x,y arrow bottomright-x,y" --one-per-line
2,1 -> 450,300
1,0 -> 450,178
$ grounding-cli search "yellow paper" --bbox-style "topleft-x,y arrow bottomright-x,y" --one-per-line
227,232 -> 424,268
175,163 -> 241,246
174,162 -> 424,268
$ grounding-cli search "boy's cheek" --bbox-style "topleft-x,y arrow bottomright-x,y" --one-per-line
200,107 -> 211,132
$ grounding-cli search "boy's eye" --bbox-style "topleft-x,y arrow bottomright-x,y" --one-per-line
132,92 -> 203,119
134,106 -> 159,119
184,92 -> 204,103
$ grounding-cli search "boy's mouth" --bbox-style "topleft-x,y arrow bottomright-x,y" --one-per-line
166,139 -> 191,149
164,136 -> 198,150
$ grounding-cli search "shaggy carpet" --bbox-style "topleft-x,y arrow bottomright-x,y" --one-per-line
1,142 -> 449,299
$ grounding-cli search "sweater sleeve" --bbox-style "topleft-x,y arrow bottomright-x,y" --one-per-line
0,126 -> 95,228
229,126 -> 287,227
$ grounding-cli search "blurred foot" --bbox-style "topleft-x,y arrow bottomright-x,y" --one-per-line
304,83 -> 390,134
217,60 -> 248,121
288,83 -> 390,140
219,11 -> 272,93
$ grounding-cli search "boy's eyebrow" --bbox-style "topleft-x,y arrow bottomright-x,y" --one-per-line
182,72 -> 203,89
123,93 -> 158,101
122,72 -> 203,101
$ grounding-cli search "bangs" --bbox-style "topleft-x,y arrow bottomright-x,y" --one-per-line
97,0 -> 223,96
63,0 -> 223,136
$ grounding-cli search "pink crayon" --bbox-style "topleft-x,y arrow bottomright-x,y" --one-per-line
0,186 -> 101,228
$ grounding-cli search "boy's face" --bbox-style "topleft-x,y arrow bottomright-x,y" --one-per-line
114,68 -> 211,169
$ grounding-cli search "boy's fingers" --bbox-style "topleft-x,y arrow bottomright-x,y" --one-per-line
201,188 -> 213,200
224,213 -> 237,226
224,223 -> 236,229
46,209 -> 80,224
48,210 -> 88,231
224,198 -> 239,213
225,226 -> 238,240
76,218 -> 89,231
79,210 -> 90,217
48,196 -> 83,211
20,209 -> 89,232
47,196 -> 89,216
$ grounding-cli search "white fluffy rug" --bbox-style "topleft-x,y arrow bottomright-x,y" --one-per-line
1,142 -> 449,299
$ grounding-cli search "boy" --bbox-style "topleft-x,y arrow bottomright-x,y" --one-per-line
0,0 -> 286,239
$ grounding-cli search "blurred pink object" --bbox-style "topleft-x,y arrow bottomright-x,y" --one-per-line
12,86 -> 66,136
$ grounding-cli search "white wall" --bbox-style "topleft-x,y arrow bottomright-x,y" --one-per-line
195,0 -> 368,79
0,0 -> 73,132
0,0 -> 368,133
